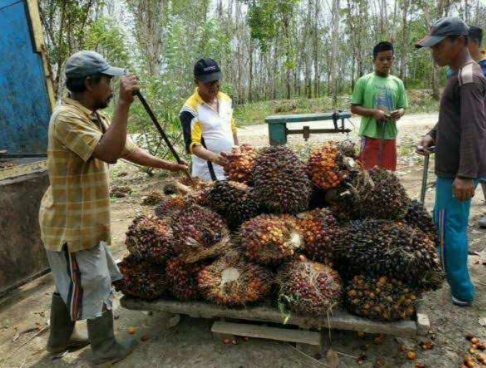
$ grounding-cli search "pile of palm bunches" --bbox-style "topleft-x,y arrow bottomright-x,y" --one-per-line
238,214 -> 302,266
225,144 -> 258,184
125,215 -> 174,264
298,209 -> 341,266
198,253 -> 274,307
197,181 -> 259,230
154,195 -> 193,220
253,146 -> 311,214
278,260 -> 342,316
335,220 -> 444,291
141,190 -> 165,206
117,140 -> 443,323
306,142 -> 350,191
166,258 -> 205,301
170,204 -> 229,257
114,254 -> 167,300
404,199 -> 440,246
344,275 -> 417,321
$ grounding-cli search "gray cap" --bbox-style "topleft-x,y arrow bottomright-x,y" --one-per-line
415,17 -> 469,48
65,51 -> 126,78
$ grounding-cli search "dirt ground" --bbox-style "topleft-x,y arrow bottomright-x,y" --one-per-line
1,112 -> 486,368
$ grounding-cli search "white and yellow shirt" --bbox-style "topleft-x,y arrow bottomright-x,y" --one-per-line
179,89 -> 236,181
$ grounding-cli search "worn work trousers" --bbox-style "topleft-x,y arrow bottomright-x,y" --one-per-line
359,137 -> 397,171
434,177 -> 475,302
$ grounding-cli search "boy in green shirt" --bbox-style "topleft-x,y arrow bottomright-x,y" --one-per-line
350,42 -> 408,171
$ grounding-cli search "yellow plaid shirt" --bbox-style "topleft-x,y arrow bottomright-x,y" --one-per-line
39,98 -> 137,252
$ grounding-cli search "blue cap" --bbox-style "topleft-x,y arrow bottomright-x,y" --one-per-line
65,51 -> 126,78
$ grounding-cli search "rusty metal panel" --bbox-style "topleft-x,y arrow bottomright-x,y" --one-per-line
0,170 -> 49,295
0,0 -> 51,153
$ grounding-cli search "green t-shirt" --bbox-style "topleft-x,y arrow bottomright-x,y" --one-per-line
350,72 -> 408,140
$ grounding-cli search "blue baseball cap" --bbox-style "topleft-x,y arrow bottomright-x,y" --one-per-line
65,51 -> 126,78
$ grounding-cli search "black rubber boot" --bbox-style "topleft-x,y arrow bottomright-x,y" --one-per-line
87,309 -> 136,366
46,293 -> 90,353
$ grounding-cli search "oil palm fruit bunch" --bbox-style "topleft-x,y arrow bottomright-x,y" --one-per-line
125,215 -> 174,264
165,258 -> 205,301
278,260 -> 342,316
359,168 -> 410,219
337,140 -> 357,158
114,254 -> 167,300
344,275 -> 417,321
404,200 -> 439,246
225,144 -> 258,184
336,220 -> 443,290
170,204 -> 229,256
198,253 -> 274,307
238,214 -> 302,266
331,167 -> 409,220
298,209 -> 340,266
306,142 -> 351,191
253,146 -> 311,214
141,190 -> 165,206
154,195 -> 193,220
197,181 -> 260,230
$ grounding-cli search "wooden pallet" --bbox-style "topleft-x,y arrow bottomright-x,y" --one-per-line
120,296 -> 430,340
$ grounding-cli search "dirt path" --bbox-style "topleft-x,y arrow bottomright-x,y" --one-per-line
1,113 -> 486,368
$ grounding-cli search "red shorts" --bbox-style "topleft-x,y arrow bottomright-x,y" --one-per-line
358,137 -> 397,171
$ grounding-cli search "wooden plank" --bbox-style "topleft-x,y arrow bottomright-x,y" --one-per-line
212,321 -> 322,346
26,0 -> 44,52
26,0 -> 56,110
120,297 -> 418,338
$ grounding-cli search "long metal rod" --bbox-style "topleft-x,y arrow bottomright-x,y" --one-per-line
135,91 -> 192,182
420,153 -> 430,204
420,147 -> 435,204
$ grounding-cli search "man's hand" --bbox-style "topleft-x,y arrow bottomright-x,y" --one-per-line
119,75 -> 140,105
213,153 -> 229,167
166,162 -> 189,173
453,177 -> 475,201
390,108 -> 404,121
416,135 -> 435,155
373,109 -> 387,121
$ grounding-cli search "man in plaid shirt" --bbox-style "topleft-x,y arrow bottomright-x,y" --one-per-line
39,51 -> 187,365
